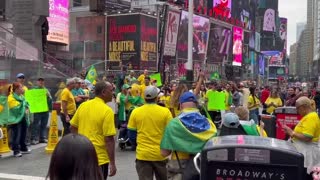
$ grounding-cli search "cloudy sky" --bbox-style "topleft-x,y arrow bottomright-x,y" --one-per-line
278,0 -> 307,49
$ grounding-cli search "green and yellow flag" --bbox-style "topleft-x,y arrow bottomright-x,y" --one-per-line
86,65 -> 97,83
160,112 -> 217,154
210,71 -> 221,80
0,95 -> 9,126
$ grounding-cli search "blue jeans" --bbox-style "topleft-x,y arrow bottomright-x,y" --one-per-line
11,117 -> 28,153
31,112 -> 49,141
249,108 -> 259,124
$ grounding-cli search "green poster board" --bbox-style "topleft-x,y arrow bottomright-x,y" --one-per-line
25,89 -> 48,113
207,90 -> 226,110
150,73 -> 162,87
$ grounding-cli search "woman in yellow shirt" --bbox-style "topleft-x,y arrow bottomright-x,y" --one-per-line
247,86 -> 261,124
265,90 -> 283,114
283,96 -> 320,176
8,82 -> 31,157
159,87 -> 171,109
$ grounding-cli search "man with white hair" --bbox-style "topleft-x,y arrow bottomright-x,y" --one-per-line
72,77 -> 89,107
60,78 -> 76,136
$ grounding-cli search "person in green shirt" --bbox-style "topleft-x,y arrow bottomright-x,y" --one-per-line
118,84 -> 143,141
31,78 -> 52,145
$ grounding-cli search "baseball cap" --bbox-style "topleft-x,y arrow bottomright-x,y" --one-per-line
16,73 -> 25,78
38,77 -> 44,81
223,113 -> 240,128
122,84 -> 131,90
144,86 -> 158,99
179,92 -> 197,104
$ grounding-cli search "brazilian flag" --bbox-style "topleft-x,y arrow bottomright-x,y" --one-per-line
0,95 -> 9,126
86,65 -> 97,83
160,113 -> 217,154
210,71 -> 221,80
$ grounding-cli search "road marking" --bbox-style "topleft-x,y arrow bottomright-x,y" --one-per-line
0,173 -> 44,180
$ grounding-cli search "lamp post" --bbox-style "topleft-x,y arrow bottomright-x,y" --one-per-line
186,0 -> 194,83
82,40 -> 92,69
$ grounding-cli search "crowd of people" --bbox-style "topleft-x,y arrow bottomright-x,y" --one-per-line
1,69 -> 320,180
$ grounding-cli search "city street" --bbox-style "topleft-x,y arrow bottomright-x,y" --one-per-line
0,144 -> 138,180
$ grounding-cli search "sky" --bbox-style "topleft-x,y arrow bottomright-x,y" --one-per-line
278,0 -> 307,49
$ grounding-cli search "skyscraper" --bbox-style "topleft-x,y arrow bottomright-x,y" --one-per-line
296,22 -> 306,41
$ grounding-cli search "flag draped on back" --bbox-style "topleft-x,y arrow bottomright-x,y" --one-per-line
0,95 -> 9,126
160,111 -> 217,154
86,65 -> 97,83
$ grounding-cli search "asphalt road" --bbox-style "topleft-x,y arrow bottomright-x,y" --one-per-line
0,143 -> 139,180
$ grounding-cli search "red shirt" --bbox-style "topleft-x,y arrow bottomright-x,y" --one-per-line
261,89 -> 270,104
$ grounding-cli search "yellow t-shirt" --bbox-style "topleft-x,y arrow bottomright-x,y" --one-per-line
131,83 -> 141,97
248,95 -> 260,110
293,112 -> 320,142
60,88 -> 76,115
137,74 -> 145,85
70,97 -> 116,165
159,95 -> 171,109
265,97 -> 283,114
224,90 -> 231,111
128,104 -> 173,161
140,84 -> 147,99
8,94 -> 20,108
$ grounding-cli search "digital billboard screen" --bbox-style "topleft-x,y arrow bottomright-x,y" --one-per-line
207,23 -> 232,64
232,26 -> 243,66
177,11 -> 210,62
47,0 -> 69,44
231,0 -> 257,31
213,0 -> 232,18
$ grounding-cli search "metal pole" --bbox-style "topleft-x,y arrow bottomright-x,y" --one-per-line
83,41 -> 86,69
186,0 -> 194,83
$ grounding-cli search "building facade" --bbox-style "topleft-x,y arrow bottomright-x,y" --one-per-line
289,43 -> 297,76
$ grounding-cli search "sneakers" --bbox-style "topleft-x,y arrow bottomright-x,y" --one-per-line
21,149 -> 31,154
39,139 -> 48,143
14,152 -> 22,157
31,140 -> 38,145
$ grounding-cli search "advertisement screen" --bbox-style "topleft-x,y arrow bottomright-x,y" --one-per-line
163,10 -> 180,56
259,55 -> 264,75
177,11 -> 210,62
263,51 -> 284,66
140,15 -> 158,71
279,18 -> 287,52
107,14 -> 140,70
207,23 -> 232,64
107,14 -> 158,71
231,0 -> 257,30
263,9 -> 276,32
213,0 -> 232,18
232,26 -> 243,66
47,0 -> 69,44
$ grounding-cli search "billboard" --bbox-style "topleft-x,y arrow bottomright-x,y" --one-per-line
140,15 -> 158,70
177,11 -> 210,62
262,51 -> 284,66
213,0 -> 232,18
232,26 -> 243,66
207,23 -> 232,64
263,9 -> 276,32
279,18 -> 288,52
107,14 -> 158,71
258,55 -> 265,75
47,0 -> 69,44
163,10 -> 180,56
255,32 -> 261,52
231,0 -> 257,31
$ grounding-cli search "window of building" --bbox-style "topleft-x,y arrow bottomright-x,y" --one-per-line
73,0 -> 82,7
93,41 -> 102,52
97,26 -> 102,34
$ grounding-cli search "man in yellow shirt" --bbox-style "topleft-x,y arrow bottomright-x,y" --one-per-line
60,78 -> 76,136
137,69 -> 148,85
128,86 -> 172,180
140,76 -> 151,100
70,81 -> 116,179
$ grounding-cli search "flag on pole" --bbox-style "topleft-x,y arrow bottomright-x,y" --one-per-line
85,65 -> 97,83
210,71 -> 221,80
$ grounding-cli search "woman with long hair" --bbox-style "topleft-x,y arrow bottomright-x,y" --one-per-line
47,134 -> 103,180
265,90 -> 283,115
247,86 -> 261,124
7,82 -> 30,157
170,83 -> 188,117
